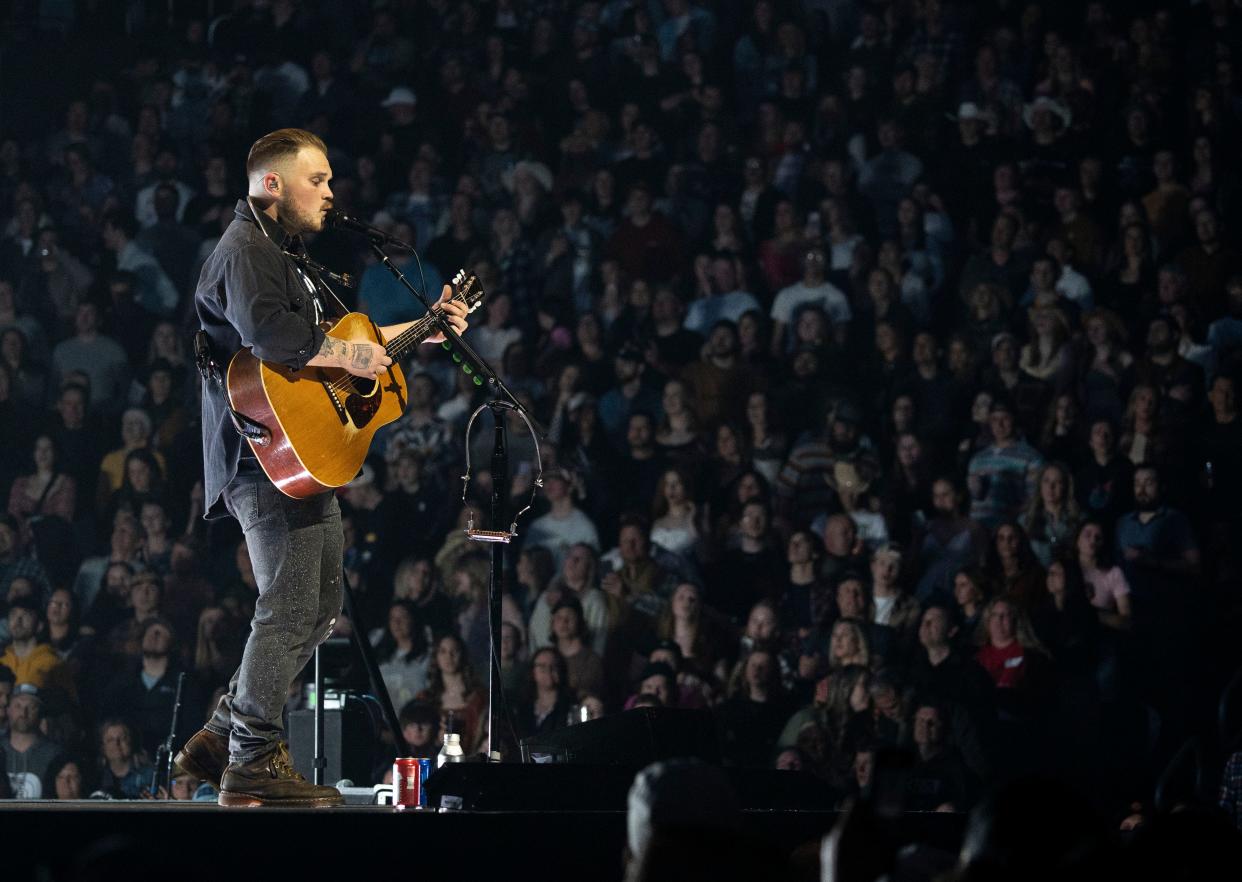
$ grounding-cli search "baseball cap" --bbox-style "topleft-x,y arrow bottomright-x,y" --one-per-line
382,86 -> 417,108
13,682 -> 42,704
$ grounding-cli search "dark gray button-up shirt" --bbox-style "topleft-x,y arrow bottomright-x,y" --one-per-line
195,199 -> 338,519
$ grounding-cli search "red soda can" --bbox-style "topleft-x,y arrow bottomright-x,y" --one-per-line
393,757 -> 421,809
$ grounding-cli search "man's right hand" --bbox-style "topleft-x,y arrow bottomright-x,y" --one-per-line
315,336 -> 392,380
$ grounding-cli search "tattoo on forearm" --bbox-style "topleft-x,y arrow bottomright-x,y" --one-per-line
348,344 -> 372,370
318,337 -> 344,360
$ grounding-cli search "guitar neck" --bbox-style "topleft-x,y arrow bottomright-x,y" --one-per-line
384,308 -> 446,362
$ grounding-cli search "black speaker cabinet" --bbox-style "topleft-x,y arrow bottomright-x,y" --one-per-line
424,762 -> 837,812
520,706 -> 721,766
288,693 -> 379,785
425,762 -> 639,811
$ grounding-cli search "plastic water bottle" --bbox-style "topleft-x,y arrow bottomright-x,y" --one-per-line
437,732 -> 463,768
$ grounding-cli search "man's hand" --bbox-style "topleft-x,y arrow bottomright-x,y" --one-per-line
316,336 -> 392,380
425,283 -> 470,344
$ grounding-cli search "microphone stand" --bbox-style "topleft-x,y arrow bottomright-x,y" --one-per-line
368,239 -> 546,757
151,672 -> 185,798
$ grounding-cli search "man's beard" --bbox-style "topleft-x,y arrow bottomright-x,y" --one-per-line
1135,496 -> 1159,513
279,204 -> 325,235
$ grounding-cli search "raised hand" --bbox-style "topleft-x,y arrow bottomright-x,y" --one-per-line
424,283 -> 470,343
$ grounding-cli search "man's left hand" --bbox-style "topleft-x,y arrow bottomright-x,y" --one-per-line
425,284 -> 470,343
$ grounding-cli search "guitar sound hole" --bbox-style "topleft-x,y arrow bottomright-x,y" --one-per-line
343,376 -> 382,429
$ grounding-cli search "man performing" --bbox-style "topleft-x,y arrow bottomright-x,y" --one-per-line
176,128 -> 469,806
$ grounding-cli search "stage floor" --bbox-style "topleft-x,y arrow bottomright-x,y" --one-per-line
2,799 -> 964,881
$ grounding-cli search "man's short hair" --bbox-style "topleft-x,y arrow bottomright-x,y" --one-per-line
246,128 -> 328,178
1134,462 -> 1161,483
102,210 -> 138,239
398,700 -> 439,728
617,512 -> 652,537
7,594 -> 42,618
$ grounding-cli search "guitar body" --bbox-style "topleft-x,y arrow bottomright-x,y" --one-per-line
227,312 -> 408,498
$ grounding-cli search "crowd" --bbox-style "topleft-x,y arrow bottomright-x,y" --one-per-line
1,0 -> 1240,828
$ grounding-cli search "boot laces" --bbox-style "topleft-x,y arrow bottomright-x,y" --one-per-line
271,743 -> 306,781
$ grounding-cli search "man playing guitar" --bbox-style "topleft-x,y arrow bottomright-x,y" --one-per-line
178,128 -> 469,806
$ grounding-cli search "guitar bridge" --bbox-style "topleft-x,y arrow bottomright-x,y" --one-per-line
318,371 -> 349,425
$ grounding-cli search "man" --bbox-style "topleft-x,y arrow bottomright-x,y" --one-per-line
711,501 -> 784,623
180,128 -> 468,807
819,516 -> 867,585
598,343 -> 662,445
0,664 -> 12,740
868,544 -> 920,658
0,516 -> 49,604
49,301 -> 129,415
102,616 -> 204,758
680,320 -> 754,428
523,469 -> 601,567
1050,185 -> 1103,278
645,286 -> 698,376
1114,464 -> 1201,721
905,701 -> 976,812
5,684 -> 61,799
605,182 -> 685,284
1134,315 -> 1205,418
769,247 -> 851,355
776,400 -> 880,527
0,596 -> 74,701
958,212 -> 1029,305
600,514 -> 678,622
1176,208 -> 1236,320
614,412 -> 666,518
1195,375 -> 1242,532
966,399 -> 1043,528
858,118 -> 924,236
911,478 -> 989,602
101,210 -> 180,317
1074,419 -> 1133,529
43,382 -> 102,498
1115,466 -> 1200,586
903,332 -> 965,459
137,181 -> 203,294
908,606 -> 994,721
683,255 -> 760,338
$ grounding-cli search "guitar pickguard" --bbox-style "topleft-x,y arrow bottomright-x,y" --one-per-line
343,380 -> 382,428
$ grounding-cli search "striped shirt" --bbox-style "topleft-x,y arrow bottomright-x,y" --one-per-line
967,441 -> 1043,529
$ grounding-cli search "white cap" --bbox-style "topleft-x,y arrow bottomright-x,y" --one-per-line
382,86 -> 417,108
956,102 -> 983,121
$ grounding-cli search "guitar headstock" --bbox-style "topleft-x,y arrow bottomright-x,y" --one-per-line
449,269 -> 486,314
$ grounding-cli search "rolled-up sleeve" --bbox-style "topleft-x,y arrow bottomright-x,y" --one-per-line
220,244 -> 324,370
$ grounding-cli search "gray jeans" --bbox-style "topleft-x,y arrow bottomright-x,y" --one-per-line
205,479 -> 343,761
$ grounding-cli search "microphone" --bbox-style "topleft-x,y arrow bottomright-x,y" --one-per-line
324,209 -> 413,251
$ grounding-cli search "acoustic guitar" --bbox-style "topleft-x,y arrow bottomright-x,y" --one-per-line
226,269 -> 484,498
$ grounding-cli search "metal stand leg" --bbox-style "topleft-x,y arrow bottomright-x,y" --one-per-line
313,643 -> 325,785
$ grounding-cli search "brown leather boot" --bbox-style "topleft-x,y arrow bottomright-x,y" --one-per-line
218,742 -> 343,807
174,728 -> 230,789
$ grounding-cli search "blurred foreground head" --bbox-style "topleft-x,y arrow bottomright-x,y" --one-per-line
625,759 -> 784,882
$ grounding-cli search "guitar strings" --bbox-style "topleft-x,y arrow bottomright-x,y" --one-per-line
320,307 -> 440,395
321,285 -> 472,395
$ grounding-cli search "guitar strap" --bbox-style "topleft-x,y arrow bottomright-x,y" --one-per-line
194,330 -> 271,446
